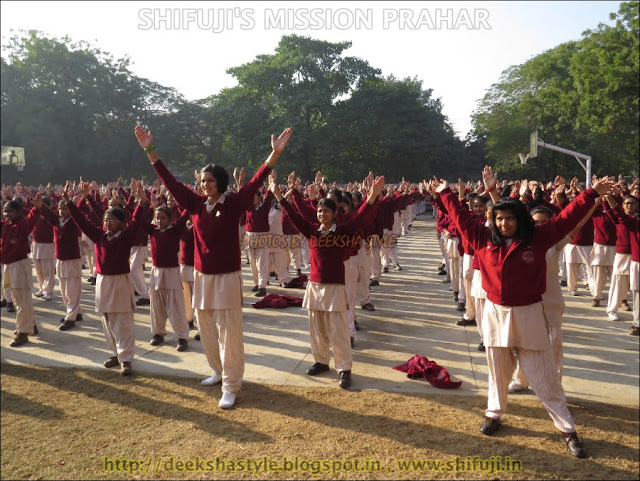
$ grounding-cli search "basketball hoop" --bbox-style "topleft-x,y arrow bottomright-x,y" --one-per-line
518,153 -> 530,165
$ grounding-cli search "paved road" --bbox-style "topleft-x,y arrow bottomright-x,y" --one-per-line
2,215 -> 638,407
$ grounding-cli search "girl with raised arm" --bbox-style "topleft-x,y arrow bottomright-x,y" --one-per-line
65,181 -> 148,376
435,169 -> 613,459
135,125 -> 292,409
269,173 -> 384,389
2,193 -> 43,346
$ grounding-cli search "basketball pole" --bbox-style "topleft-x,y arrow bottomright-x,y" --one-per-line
530,131 -> 592,187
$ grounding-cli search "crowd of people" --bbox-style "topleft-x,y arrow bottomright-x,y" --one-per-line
1,125 -> 638,458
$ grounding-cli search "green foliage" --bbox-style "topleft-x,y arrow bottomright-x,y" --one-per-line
472,1 -> 639,180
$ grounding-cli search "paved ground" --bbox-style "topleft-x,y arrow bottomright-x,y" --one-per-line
1,215 -> 638,407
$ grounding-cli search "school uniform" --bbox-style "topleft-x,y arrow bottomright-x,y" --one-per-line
606,208 -> 632,315
612,207 -> 639,327
441,186 -> 600,434
179,222 -> 195,324
268,202 -> 291,286
245,191 -> 274,290
125,193 -> 153,300
1,207 -> 41,336
281,203 -> 303,271
590,204 -> 617,301
67,201 -> 146,365
564,218 -> 595,294
153,158 -> 271,394
280,196 -> 377,373
143,208 -> 191,342
31,216 -> 56,297
39,205 -> 83,321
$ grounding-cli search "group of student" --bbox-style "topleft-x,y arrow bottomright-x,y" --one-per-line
423,168 -> 638,459
2,125 -> 638,458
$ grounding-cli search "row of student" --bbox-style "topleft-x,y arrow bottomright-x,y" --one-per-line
428,174 -> 639,337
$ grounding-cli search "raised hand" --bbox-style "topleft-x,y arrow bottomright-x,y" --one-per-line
33,192 -> 43,209
519,179 -> 529,197
134,125 -> 153,149
592,177 -> 615,197
271,128 -> 293,155
367,175 -> 386,203
432,176 -> 449,194
482,165 -> 498,192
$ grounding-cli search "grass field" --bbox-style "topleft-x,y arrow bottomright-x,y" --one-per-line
1,363 -> 638,480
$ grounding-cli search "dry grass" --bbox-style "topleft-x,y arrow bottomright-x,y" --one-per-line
1,364 -> 638,480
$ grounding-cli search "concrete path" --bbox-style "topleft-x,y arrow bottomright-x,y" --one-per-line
2,215 -> 638,407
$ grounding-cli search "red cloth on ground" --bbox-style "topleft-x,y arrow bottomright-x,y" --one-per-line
393,355 -> 462,389
283,274 -> 308,289
252,294 -> 303,309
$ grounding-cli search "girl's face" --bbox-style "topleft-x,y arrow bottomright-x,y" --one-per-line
201,172 -> 218,198
623,198 -> 638,216
340,201 -> 351,214
3,206 -> 18,222
472,199 -> 487,217
167,196 -> 176,209
317,205 -> 335,227
58,204 -> 70,219
155,210 -> 171,230
103,213 -> 124,234
495,209 -> 518,238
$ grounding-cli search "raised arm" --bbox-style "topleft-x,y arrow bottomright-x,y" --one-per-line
270,177 -> 317,238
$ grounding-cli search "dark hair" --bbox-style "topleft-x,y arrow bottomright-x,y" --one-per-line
105,207 -> 127,223
352,191 -> 362,201
530,205 -> 554,219
328,188 -> 343,204
201,164 -> 229,193
4,200 -> 22,212
155,205 -> 172,218
622,195 -> 639,205
490,198 -> 534,246
317,198 -> 338,213
42,196 -> 51,207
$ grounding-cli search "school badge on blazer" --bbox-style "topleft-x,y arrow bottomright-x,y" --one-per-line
521,249 -> 535,264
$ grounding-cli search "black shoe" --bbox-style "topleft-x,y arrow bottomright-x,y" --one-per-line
561,432 -> 586,458
10,333 -> 28,347
150,334 -> 164,346
135,297 -> 150,306
33,325 -> 38,335
478,342 -> 485,352
560,280 -> 567,287
395,263 -> 402,271
297,268 -> 302,276
354,319 -> 360,331
176,338 -> 188,352
58,321 -> 76,331
456,318 -> 477,327
0,299 -> 6,308
453,292 -> 459,302
76,314 -> 83,321
480,417 -> 501,435
103,356 -> 120,368
6,302 -> 16,313
255,287 -> 267,297
270,271 -> 276,277
383,267 -> 389,273
251,286 -> 259,292
86,276 -> 94,283
438,270 -> 447,276
89,277 -> 96,286
188,320 -> 196,330
338,370 -> 352,389
369,279 -> 380,287
195,332 -> 201,341
457,302 -> 466,311
121,362 -> 133,376
361,303 -> 375,312
306,362 -> 330,376
82,264 -> 87,269
350,336 -> 354,348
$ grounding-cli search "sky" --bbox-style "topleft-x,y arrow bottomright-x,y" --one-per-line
0,1 -> 623,138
